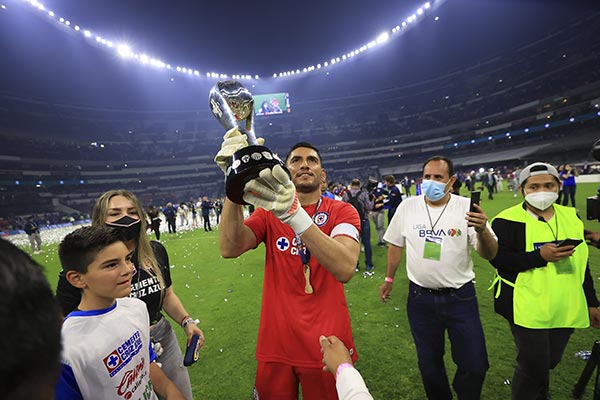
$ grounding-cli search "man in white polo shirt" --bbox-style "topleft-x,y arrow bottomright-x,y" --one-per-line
379,155 -> 498,400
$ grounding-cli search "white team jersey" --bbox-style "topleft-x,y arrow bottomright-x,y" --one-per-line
384,194 -> 496,289
56,297 -> 158,400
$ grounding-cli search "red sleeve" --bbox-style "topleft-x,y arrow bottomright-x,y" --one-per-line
243,207 -> 269,246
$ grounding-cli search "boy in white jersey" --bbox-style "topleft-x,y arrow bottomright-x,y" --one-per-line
55,226 -> 184,400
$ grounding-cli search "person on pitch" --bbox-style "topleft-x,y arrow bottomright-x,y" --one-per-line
216,127 -> 361,400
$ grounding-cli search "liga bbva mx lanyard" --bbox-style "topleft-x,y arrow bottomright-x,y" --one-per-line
294,197 -> 323,295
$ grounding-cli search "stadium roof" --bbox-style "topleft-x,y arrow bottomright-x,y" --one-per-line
0,0 -> 597,107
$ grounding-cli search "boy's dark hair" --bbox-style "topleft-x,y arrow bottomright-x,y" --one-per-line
285,142 -> 323,165
422,155 -> 455,177
59,226 -> 126,274
0,238 -> 61,399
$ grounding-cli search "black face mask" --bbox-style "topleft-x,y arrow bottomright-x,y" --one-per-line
106,215 -> 141,241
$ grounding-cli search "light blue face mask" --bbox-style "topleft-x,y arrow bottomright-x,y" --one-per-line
421,179 -> 449,202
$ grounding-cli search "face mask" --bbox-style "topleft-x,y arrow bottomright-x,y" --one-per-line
524,191 -> 558,211
421,179 -> 449,202
106,215 -> 141,241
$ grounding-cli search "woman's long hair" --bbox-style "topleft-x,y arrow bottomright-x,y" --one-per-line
91,189 -> 165,289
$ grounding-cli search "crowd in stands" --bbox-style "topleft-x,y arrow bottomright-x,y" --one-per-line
2,13 -> 600,222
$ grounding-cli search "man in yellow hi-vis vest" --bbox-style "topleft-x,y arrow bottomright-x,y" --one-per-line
490,162 -> 600,400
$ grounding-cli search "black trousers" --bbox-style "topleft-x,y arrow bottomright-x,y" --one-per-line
509,322 -> 573,400
167,217 -> 176,233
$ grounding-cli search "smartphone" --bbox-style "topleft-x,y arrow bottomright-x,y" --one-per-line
556,238 -> 583,248
183,334 -> 201,366
470,191 -> 481,212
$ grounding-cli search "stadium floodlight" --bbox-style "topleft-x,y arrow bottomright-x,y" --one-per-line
117,44 -> 133,58
1,5 -> 6,10
376,32 -> 389,44
569,117 -> 575,122
16,0 -> 446,81
434,16 -> 439,21
84,30 -> 91,37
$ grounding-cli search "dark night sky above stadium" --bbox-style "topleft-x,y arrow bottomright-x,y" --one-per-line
0,0 -> 598,107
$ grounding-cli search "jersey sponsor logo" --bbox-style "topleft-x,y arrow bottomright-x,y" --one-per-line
418,228 -> 463,238
275,236 -> 290,251
447,228 -> 462,237
313,211 -> 329,226
419,228 -> 446,237
116,356 -> 148,399
103,331 -> 143,377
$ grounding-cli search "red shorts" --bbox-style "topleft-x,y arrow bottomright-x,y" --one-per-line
254,361 -> 338,400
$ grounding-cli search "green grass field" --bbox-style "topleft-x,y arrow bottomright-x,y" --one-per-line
33,183 -> 600,399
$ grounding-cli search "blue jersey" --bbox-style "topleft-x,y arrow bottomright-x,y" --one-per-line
55,297 -> 158,400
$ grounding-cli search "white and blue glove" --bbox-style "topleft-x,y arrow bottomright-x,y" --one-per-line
214,127 -> 264,174
243,165 -> 313,235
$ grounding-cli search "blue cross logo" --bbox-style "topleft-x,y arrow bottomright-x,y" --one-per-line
276,237 -> 290,251
108,354 -> 119,367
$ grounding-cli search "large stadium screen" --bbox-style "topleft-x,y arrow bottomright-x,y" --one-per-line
253,92 -> 291,116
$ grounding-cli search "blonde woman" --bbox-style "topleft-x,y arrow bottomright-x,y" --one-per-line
56,189 -> 203,399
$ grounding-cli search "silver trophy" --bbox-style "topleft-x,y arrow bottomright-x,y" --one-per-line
209,80 -> 288,204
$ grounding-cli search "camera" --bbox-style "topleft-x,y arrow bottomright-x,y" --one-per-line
587,190 -> 600,222
364,177 -> 378,193
586,140 -> 600,221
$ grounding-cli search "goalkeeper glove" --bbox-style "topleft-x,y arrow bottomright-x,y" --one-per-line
214,127 -> 264,174
243,165 -> 313,235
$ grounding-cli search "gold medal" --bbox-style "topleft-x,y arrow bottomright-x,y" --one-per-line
303,264 -> 314,294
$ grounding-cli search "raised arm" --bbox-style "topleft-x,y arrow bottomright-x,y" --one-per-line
467,203 -> 498,260
218,198 -> 258,258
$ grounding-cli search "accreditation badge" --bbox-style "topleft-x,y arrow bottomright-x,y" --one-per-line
554,257 -> 574,275
423,235 -> 443,261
